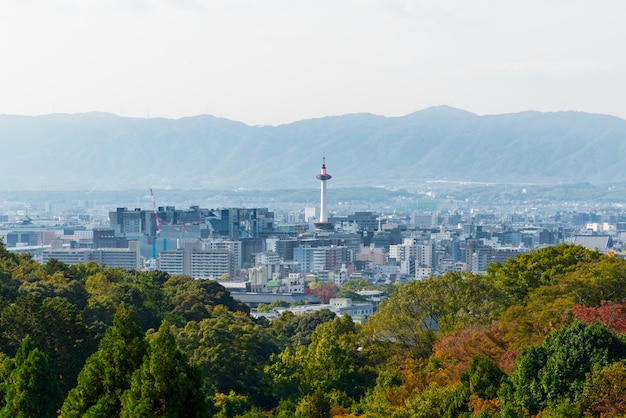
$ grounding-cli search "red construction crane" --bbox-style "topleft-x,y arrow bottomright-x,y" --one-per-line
149,188 -> 162,235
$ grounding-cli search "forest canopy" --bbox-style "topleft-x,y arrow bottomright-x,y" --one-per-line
0,241 -> 624,417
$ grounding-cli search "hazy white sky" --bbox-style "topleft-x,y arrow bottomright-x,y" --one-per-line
1,0 -> 624,125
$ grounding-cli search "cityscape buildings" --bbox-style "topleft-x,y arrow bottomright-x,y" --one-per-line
3,159 -> 626,318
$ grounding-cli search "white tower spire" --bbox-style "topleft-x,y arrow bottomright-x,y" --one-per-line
314,157 -> 333,231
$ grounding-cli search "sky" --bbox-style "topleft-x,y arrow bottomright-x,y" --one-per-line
1,0 -> 625,126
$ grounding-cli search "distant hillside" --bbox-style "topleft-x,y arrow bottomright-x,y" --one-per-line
1,107 -> 625,191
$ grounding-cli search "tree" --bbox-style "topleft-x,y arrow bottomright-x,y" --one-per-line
174,306 -> 278,407
361,272 -> 501,360
120,320 -> 207,417
497,283 -> 576,350
213,390 -> 251,417
295,390 -> 330,418
433,323 -> 509,377
286,315 -> 374,406
0,335 -> 62,418
18,271 -> 89,310
60,303 -> 147,418
571,300 -> 626,334
560,255 -> 626,306
271,309 -> 336,348
335,289 -> 367,302
579,360 -> 626,416
359,368 -> 407,417
460,355 -> 505,401
265,314 -> 376,411
263,345 -> 303,402
300,315 -> 358,395
404,382 -> 460,418
360,279 -> 439,359
507,321 -> 626,415
83,268 -> 171,333
0,241 -> 32,300
305,282 -> 339,304
166,276 -> 249,324
257,300 -> 289,313
487,243 -> 599,302
0,295 -> 96,393
340,278 -> 376,293
83,270 -> 124,332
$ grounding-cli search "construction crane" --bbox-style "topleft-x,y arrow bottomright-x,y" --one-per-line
149,188 -> 162,259
149,188 -> 162,236
149,188 -> 189,257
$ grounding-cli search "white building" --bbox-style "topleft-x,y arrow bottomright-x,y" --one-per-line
43,241 -> 141,270
275,297 -> 374,324
199,239 -> 242,270
157,242 -> 233,279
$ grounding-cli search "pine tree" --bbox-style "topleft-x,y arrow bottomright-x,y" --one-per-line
120,320 -> 207,417
0,335 -> 62,418
60,303 -> 147,417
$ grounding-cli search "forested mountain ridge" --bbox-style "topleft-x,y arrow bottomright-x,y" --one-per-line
0,241 -> 625,416
1,107 -> 625,191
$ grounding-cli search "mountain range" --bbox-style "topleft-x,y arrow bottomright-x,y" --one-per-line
1,106 -> 625,192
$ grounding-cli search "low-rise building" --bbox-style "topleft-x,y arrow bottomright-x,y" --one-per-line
275,297 -> 374,324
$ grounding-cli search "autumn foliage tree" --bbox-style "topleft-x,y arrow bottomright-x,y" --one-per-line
571,301 -> 626,334
305,282 -> 339,304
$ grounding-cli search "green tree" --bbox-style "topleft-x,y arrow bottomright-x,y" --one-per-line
295,390 -> 330,418
60,303 -> 147,418
268,314 -> 375,409
335,289 -> 367,302
0,295 -> 96,393
559,255 -> 626,306
404,382 -> 460,418
263,345 -> 303,402
270,309 -> 336,348
18,271 -> 89,310
0,335 -> 62,418
300,315 -> 360,396
66,260 -> 104,282
507,321 -> 626,415
265,315 -> 370,410
0,240 -> 32,300
120,320 -> 207,417
359,369 -> 407,418
487,243 -> 599,303
460,355 -> 505,401
165,276 -> 249,324
174,306 -> 278,406
213,390 -> 251,418
362,272 -> 501,360
538,397 -> 582,418
83,269 -> 125,332
83,268 -> 171,333
579,360 -> 626,416
340,278 -> 376,293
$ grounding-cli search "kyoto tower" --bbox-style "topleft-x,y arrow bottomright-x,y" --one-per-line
314,157 -> 334,231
